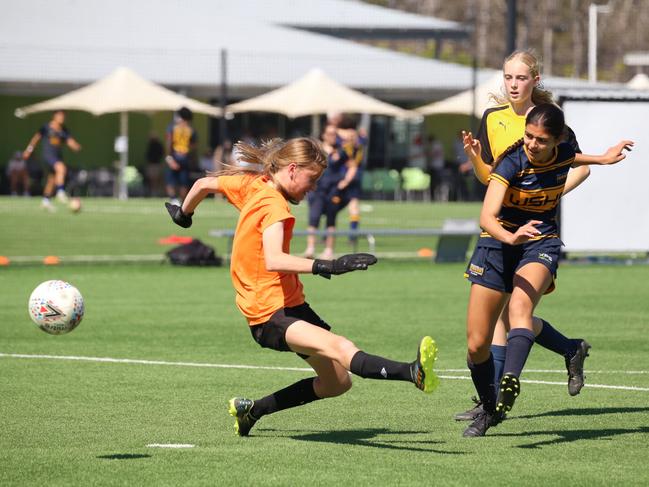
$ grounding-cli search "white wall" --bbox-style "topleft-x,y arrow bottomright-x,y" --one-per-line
561,100 -> 649,253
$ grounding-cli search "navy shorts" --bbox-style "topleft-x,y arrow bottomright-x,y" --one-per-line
165,155 -> 190,187
346,174 -> 362,200
249,302 -> 331,359
43,155 -> 62,173
465,240 -> 561,294
308,190 -> 349,228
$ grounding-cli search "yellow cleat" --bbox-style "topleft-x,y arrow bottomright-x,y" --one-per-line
411,336 -> 439,393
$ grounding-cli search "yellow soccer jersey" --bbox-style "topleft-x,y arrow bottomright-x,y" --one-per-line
477,103 -> 582,164
477,104 -> 525,164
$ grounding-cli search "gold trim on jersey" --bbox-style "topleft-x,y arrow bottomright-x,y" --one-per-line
480,231 -> 560,240
516,157 -> 574,176
489,173 -> 510,187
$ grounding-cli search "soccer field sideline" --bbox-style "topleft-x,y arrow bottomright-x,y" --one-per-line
2,352 -> 648,392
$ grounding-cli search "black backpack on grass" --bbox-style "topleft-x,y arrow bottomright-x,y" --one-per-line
166,239 -> 223,267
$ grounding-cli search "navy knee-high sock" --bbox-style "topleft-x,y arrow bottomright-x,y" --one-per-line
503,328 -> 535,378
349,351 -> 412,381
491,344 -> 507,385
251,378 -> 321,419
468,354 -> 496,412
535,318 -> 579,358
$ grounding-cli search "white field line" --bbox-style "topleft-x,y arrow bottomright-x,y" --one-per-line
146,444 -> 195,449
2,352 -> 648,392
441,368 -> 649,375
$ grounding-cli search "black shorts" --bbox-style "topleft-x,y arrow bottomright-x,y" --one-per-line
465,240 -> 561,294
249,302 -> 331,359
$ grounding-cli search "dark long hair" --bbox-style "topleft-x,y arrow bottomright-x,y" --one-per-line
525,103 -> 565,139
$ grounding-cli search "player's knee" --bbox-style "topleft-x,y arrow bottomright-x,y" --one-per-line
331,336 -> 358,363
466,335 -> 490,362
315,374 -> 352,398
507,297 -> 533,323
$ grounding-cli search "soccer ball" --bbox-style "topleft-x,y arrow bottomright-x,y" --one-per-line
69,197 -> 82,213
28,280 -> 85,335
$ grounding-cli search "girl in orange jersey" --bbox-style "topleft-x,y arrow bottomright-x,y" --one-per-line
166,137 -> 439,437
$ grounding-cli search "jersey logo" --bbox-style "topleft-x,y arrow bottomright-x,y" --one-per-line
498,121 -> 507,130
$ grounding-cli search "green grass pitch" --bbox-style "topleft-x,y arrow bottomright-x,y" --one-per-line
1,197 -> 648,486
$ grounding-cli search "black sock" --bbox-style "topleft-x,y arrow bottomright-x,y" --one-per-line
349,350 -> 412,381
250,378 -> 320,419
503,328 -> 535,378
468,354 -> 496,412
535,318 -> 579,357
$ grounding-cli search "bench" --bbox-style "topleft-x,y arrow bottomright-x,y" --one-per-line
209,219 -> 479,263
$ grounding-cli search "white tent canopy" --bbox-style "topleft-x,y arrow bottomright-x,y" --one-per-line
227,68 -> 416,119
627,73 -> 649,90
415,72 -> 503,118
14,66 -> 221,117
15,67 -> 221,199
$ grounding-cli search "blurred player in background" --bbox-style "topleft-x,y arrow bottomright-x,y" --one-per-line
22,110 -> 81,211
165,107 -> 196,205
305,124 -> 350,259
166,137 -> 439,437
331,113 -> 366,242
456,49 -> 634,426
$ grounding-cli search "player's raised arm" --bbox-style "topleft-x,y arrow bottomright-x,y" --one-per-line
462,130 -> 492,184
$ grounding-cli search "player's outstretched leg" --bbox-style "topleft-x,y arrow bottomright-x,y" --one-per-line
410,336 -> 439,393
228,397 -> 258,437
566,340 -> 591,396
495,373 -> 520,416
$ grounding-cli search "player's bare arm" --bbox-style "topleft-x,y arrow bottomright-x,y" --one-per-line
573,139 -> 634,166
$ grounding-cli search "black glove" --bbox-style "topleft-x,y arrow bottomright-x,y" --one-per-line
165,202 -> 193,228
312,253 -> 377,279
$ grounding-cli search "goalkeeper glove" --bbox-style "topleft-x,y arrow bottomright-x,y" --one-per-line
312,253 -> 377,279
165,202 -> 193,228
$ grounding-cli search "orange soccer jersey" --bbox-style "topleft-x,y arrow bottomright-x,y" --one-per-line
217,174 -> 305,325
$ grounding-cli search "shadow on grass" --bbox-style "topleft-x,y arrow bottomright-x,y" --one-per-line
513,406 -> 649,420
494,426 -> 649,449
261,427 -> 465,455
97,453 -> 152,460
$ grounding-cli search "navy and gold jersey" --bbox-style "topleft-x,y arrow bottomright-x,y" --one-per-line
167,123 -> 196,156
478,141 -> 576,247
477,103 -> 581,164
39,123 -> 70,162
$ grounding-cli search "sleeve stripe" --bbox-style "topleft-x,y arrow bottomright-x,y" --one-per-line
489,173 -> 510,187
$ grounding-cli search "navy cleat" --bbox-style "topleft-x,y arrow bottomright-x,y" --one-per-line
228,397 -> 257,437
566,340 -> 591,396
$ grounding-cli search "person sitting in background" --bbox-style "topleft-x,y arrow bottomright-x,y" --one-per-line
7,150 -> 30,196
